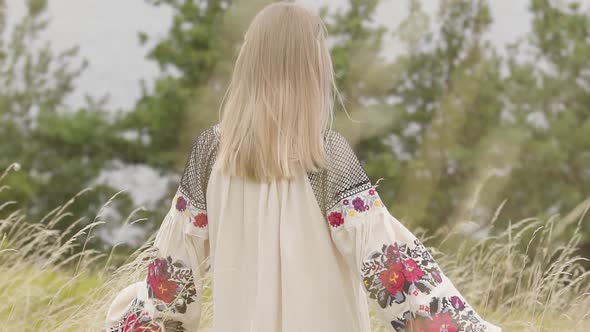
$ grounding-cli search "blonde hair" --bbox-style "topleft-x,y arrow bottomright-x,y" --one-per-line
218,2 -> 336,181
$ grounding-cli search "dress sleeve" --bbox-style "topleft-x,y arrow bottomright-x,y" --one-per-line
106,128 -> 218,332
323,132 -> 501,332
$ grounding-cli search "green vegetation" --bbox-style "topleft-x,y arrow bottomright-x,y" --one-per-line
0,0 -> 138,243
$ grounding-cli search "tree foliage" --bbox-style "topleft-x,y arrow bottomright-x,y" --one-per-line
352,0 -> 589,251
0,0 -> 133,225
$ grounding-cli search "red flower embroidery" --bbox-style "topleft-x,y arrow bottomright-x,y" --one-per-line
175,196 -> 187,212
327,211 -> 345,227
147,258 -> 178,303
123,313 -> 139,331
123,313 -> 160,332
193,213 -> 208,228
427,313 -> 458,332
402,259 -> 425,282
145,254 -> 197,315
148,275 -> 178,303
379,262 -> 406,295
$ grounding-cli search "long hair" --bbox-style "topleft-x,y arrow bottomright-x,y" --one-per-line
217,2 -> 337,181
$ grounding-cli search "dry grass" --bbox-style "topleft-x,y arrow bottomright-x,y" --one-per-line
0,163 -> 588,332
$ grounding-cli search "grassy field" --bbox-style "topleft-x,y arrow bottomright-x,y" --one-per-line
1,164 -> 589,332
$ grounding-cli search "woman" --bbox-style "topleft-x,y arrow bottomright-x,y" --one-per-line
106,2 -> 501,332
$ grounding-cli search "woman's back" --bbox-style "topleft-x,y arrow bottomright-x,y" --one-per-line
205,126 -> 371,331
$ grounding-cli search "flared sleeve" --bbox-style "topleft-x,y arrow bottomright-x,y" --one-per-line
106,127 -> 219,332
320,131 -> 501,332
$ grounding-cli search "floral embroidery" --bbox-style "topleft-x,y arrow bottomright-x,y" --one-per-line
148,258 -> 176,303
174,192 -> 208,230
352,196 -> 367,212
402,259 -> 425,282
390,296 -> 487,332
147,253 -> 198,314
361,240 -> 442,308
327,211 -> 345,227
109,298 -> 190,332
110,299 -> 162,332
175,196 -> 187,212
326,187 -> 382,227
193,213 -> 208,228
379,262 -> 406,296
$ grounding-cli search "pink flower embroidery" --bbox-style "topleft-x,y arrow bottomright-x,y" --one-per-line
175,196 -> 187,212
327,211 -> 345,227
401,259 -> 425,282
352,197 -> 365,212
451,295 -> 465,309
385,244 -> 401,265
432,267 -> 443,283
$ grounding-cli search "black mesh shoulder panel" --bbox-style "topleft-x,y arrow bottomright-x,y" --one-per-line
179,126 -> 369,213
178,125 -> 220,211
307,130 -> 372,213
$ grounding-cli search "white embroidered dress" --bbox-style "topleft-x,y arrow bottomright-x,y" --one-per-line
106,126 -> 501,332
